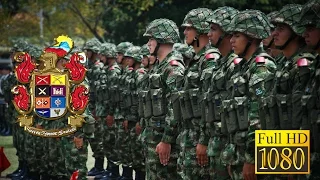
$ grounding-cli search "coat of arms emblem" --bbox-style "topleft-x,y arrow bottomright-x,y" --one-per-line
11,35 -> 90,137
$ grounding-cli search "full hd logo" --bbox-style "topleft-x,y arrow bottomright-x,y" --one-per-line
255,130 -> 310,174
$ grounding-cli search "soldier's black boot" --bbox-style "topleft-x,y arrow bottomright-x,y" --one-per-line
3,123 -> 12,136
6,160 -> 24,178
134,169 -> 145,180
117,166 -> 133,180
11,162 -> 29,180
88,157 -> 105,176
98,160 -> 120,180
26,171 -> 40,180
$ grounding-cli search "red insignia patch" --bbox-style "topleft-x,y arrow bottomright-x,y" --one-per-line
109,66 -> 115,70
297,58 -> 308,67
139,69 -> 145,74
128,67 -> 134,70
233,58 -> 243,65
205,53 -> 216,60
170,60 -> 179,66
255,56 -> 266,63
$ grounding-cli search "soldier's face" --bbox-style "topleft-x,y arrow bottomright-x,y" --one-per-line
272,24 -> 293,47
125,57 -> 135,67
184,27 -> 197,45
147,38 -> 157,54
141,56 -> 149,67
117,53 -> 124,64
303,25 -> 320,48
85,50 -> 93,59
100,55 -> 107,64
263,35 -> 274,48
208,24 -> 224,46
230,32 -> 249,55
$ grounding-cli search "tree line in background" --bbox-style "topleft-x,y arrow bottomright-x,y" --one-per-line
0,0 -> 306,47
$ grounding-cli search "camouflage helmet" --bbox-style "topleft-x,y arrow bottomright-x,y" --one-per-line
173,43 -> 194,59
267,11 -> 278,29
124,46 -> 142,62
271,4 -> 305,35
226,10 -> 271,39
140,44 -> 149,57
116,42 -> 133,54
83,38 -> 101,53
143,18 -> 180,44
206,6 -> 239,33
99,42 -> 117,58
181,8 -> 213,34
28,44 -> 43,58
11,39 -> 29,52
300,0 -> 320,28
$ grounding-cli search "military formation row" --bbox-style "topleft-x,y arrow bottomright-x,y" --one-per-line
2,0 -> 320,180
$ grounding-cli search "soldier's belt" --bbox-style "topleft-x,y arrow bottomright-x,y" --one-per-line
148,115 -> 166,128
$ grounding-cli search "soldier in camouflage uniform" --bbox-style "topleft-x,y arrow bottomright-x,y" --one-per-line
96,43 -> 121,180
180,7 -> 221,180
82,38 -> 106,177
263,11 -> 282,58
4,40 -> 29,179
137,44 -> 156,180
298,0 -> 320,179
172,42 -> 195,179
58,52 -> 95,180
143,18 -> 185,180
205,6 -> 239,180
120,46 -> 145,180
220,10 -> 277,180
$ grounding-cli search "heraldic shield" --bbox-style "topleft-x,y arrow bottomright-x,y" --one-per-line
11,35 -> 89,137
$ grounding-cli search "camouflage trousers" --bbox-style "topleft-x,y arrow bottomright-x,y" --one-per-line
103,118 -> 118,162
89,117 -> 105,159
181,126 -> 210,180
146,128 -> 179,180
62,136 -> 89,180
12,123 -> 26,161
48,137 -> 68,177
24,133 -> 37,173
130,124 -> 145,171
207,136 -> 230,180
176,131 -> 185,180
115,120 -> 134,166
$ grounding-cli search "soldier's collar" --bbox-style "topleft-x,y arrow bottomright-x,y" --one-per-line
193,47 -> 206,61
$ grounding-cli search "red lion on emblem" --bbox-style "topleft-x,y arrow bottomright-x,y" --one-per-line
71,85 -> 89,111
12,85 -> 30,111
15,53 -> 36,83
65,53 -> 86,82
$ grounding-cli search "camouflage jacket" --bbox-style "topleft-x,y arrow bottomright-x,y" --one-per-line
148,50 -> 185,144
105,62 -> 121,116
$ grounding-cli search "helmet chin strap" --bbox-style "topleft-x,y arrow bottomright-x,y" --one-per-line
238,40 -> 252,58
276,33 -> 296,50
192,36 -> 200,47
264,38 -> 274,49
151,43 -> 160,57
213,33 -> 225,48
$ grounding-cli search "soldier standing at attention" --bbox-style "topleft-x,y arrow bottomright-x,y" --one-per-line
172,42 -> 195,180
83,38 -> 106,177
137,44 -> 156,180
298,0 -> 320,179
180,7 -> 221,180
205,6 -> 239,180
220,10 -> 276,180
143,18 -> 185,180
4,40 -> 30,179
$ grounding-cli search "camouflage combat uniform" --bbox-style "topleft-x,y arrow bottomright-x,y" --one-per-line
221,10 -> 277,180
180,8 -> 219,180
205,6 -> 239,180
299,1 -> 320,179
143,18 -> 185,180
